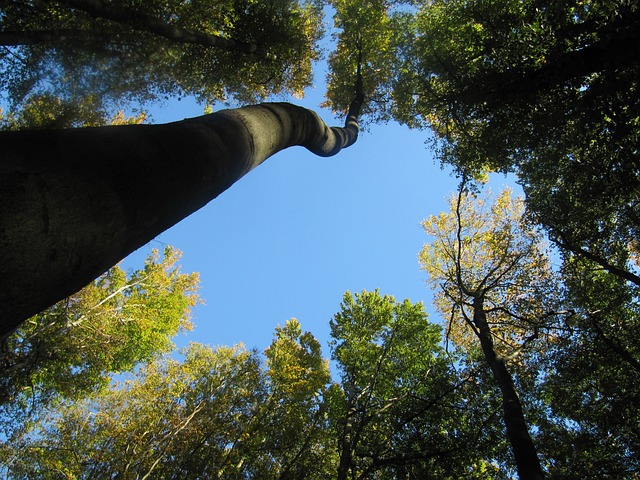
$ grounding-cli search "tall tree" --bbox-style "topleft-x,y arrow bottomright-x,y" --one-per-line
0,89 -> 364,337
0,246 -> 199,437
327,289 -> 502,479
382,0 -> 640,306
420,186 -> 560,480
324,0 -> 400,122
1,0 -> 323,107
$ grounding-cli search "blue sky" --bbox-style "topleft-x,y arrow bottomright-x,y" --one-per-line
121,48 -> 514,358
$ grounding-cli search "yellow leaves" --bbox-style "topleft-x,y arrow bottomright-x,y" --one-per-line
266,318 -> 330,401
109,110 -> 148,125
420,187 -> 556,356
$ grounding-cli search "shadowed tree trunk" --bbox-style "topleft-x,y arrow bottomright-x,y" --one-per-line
0,100 -> 362,338
421,181 -> 547,479
471,297 -> 545,480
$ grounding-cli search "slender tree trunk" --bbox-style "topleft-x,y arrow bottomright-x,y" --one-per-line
337,403 -> 356,480
472,297 -> 545,480
53,0 -> 258,54
0,102 -> 361,338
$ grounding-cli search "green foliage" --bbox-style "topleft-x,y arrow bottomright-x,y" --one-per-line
533,256 -> 640,477
325,0 -> 421,123
325,0 -> 396,121
390,0 -> 640,168
0,93 -> 148,129
419,189 -> 562,477
0,246 -> 198,435
1,0 -> 324,111
419,184 -> 640,477
386,0 -> 640,312
0,325 -> 333,479
328,289 -> 504,478
1,343 -> 265,479
259,319 -> 335,478
1,292 -> 510,478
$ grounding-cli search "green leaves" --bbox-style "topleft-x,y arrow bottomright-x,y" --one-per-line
0,246 -> 199,434
325,0 -> 407,122
328,290 -> 495,478
1,291 -> 503,478
0,326 -> 333,478
0,0 -> 324,111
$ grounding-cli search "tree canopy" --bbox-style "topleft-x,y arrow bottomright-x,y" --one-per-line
1,0 -> 323,109
1,1 -> 640,478
1,291 -> 507,478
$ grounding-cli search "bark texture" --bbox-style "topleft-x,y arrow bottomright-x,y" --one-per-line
0,102 -> 360,338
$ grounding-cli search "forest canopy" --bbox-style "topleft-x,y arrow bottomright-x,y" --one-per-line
1,0 -> 639,478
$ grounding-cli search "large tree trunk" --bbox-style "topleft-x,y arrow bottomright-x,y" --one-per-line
0,102 -> 361,338
472,297 -> 545,480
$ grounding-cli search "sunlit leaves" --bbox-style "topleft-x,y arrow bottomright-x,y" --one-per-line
0,93 -> 147,130
1,324 -> 334,479
0,291 -> 509,478
325,0 -> 412,122
0,246 -> 199,434
327,289 -> 497,478
420,188 -> 558,357
266,318 -> 330,403
0,0 -> 324,111
1,343 -> 265,478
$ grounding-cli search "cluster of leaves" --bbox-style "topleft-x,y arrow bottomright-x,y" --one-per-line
420,188 -> 558,358
1,0 -> 324,111
0,246 -> 199,438
324,0 -> 402,122
327,290 -> 506,479
0,93 -> 147,130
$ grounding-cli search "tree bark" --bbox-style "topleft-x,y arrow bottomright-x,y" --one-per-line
0,102 -> 361,338
472,297 -> 545,480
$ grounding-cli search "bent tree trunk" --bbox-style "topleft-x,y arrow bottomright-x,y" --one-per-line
0,102 -> 361,338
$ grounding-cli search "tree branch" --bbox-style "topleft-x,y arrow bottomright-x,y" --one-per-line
51,0 -> 259,54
